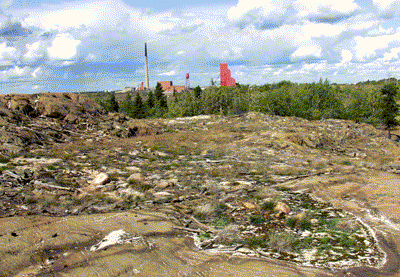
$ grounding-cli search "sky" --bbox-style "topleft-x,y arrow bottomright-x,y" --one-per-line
0,0 -> 400,93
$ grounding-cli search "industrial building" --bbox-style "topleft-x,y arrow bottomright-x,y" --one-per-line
157,81 -> 186,95
137,43 -> 236,92
220,63 -> 236,87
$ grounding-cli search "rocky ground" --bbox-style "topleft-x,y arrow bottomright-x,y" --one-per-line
1,93 -> 400,276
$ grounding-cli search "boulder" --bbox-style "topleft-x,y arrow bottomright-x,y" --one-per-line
128,173 -> 145,183
274,202 -> 291,214
295,211 -> 307,221
156,180 -> 169,189
91,173 -> 110,186
153,191 -> 172,200
243,202 -> 257,210
119,187 -> 145,199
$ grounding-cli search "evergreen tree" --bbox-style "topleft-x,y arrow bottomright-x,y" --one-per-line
154,82 -> 168,110
146,90 -> 155,109
194,86 -> 202,98
381,82 -> 399,133
119,93 -> 133,115
106,93 -> 119,112
132,92 -> 145,118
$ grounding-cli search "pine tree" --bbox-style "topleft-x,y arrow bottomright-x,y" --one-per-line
132,92 -> 145,118
146,90 -> 155,109
119,93 -> 133,115
194,86 -> 202,98
154,82 -> 168,109
106,93 -> 119,112
381,82 -> 399,134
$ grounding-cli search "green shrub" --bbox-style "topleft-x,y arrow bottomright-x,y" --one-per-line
260,201 -> 275,211
300,201 -> 312,209
286,217 -> 297,228
214,203 -> 228,216
268,232 -> 296,252
299,218 -> 312,230
244,236 -> 267,249
341,160 -> 352,166
249,215 -> 266,225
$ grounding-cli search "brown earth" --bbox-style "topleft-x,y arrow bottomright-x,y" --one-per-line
1,93 -> 400,276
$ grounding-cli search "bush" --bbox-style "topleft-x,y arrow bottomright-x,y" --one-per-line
286,217 -> 297,228
249,215 -> 266,225
381,82 -> 399,131
260,201 -> 275,211
244,236 -> 267,249
299,218 -> 312,230
214,203 -> 228,216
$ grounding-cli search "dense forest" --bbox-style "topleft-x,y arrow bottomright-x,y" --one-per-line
92,78 -> 399,128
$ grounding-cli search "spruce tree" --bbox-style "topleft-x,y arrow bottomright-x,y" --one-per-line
381,82 -> 399,134
194,86 -> 202,98
146,90 -> 155,109
106,93 -> 119,112
154,82 -> 168,109
120,93 -> 133,115
132,92 -> 145,118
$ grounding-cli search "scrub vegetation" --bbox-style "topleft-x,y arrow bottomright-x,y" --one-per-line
93,78 -> 399,129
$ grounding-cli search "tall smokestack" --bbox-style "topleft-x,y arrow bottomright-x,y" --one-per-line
145,43 -> 149,90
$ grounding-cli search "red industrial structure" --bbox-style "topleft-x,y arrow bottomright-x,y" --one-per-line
157,81 -> 186,94
220,63 -> 236,87
185,73 -> 190,89
139,82 -> 144,91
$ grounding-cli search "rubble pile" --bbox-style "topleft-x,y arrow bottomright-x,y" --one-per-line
0,92 -> 160,155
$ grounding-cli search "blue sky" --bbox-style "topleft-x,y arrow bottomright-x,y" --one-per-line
0,0 -> 400,93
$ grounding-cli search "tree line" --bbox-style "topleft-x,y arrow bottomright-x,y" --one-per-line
97,79 -> 399,130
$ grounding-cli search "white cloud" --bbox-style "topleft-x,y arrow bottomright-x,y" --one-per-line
373,0 -> 398,10
23,41 -> 45,63
294,0 -> 359,21
0,66 -> 31,81
31,67 -> 42,78
291,44 -> 322,60
382,46 -> 400,60
0,42 -> 18,65
341,49 -> 353,63
228,0 -> 290,29
354,32 -> 400,60
160,70 -> 176,76
47,34 -> 81,60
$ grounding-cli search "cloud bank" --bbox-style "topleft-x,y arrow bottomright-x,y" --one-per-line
0,0 -> 399,93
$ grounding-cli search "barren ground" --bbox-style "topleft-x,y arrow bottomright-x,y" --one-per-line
1,93 -> 400,276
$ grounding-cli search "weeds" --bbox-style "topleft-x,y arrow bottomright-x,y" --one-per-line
214,203 -> 228,216
244,236 -> 268,249
249,215 -> 266,225
268,233 -> 296,252
299,218 -> 312,230
260,201 -> 275,211
286,217 -> 297,228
